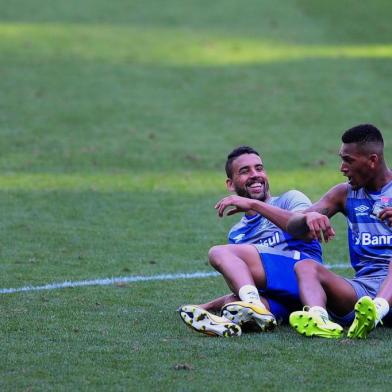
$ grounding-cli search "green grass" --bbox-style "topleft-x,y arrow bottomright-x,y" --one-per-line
0,0 -> 392,390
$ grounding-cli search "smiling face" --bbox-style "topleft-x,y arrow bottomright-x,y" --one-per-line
226,153 -> 270,201
339,142 -> 378,190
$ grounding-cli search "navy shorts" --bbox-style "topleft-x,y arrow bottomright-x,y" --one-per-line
253,244 -> 322,323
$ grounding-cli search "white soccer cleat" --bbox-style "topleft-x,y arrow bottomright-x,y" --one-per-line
221,301 -> 277,332
178,305 -> 242,337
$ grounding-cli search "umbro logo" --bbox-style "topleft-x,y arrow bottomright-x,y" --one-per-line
233,233 -> 245,243
354,205 -> 369,213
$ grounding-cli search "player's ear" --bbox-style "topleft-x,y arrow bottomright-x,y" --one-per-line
226,178 -> 235,192
368,153 -> 379,169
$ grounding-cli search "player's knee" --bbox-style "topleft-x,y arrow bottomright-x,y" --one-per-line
294,259 -> 320,280
208,245 -> 228,270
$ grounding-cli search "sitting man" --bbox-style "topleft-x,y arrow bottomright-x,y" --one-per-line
178,145 -> 323,337
286,124 -> 392,339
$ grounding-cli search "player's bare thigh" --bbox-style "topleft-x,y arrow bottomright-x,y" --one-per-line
208,244 -> 265,287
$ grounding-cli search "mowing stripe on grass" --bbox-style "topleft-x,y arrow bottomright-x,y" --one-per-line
0,263 -> 350,295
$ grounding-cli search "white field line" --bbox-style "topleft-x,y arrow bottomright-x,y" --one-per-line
0,263 -> 350,295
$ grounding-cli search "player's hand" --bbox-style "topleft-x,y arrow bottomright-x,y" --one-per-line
379,207 -> 392,227
304,212 -> 335,243
215,195 -> 253,217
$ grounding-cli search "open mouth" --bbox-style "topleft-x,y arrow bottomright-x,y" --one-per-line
246,181 -> 264,193
343,173 -> 352,184
347,176 -> 354,185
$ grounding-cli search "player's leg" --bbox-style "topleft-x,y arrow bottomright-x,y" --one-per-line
348,265 -> 392,339
208,244 -> 266,293
295,259 -> 358,314
179,242 -> 274,337
178,292 -> 274,335
289,259 -> 357,338
208,244 -> 276,330
198,293 -> 270,313
198,293 -> 240,313
368,261 -> 392,328
375,261 -> 392,303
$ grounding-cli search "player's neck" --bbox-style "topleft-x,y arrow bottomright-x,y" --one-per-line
366,168 -> 392,192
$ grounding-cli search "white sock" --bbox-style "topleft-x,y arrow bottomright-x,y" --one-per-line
373,297 -> 390,323
309,306 -> 329,320
238,285 -> 265,308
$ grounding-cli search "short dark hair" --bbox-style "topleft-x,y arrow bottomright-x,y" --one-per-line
225,146 -> 260,178
342,124 -> 384,146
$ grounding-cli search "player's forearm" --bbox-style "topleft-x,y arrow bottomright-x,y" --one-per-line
286,213 -> 312,240
248,200 -> 297,232
249,200 -> 313,240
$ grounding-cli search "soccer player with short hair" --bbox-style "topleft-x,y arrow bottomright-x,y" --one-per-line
287,124 -> 392,339
179,146 -> 323,337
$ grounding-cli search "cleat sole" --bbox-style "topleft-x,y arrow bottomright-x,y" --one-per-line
289,311 -> 343,339
347,297 -> 377,339
179,305 -> 241,337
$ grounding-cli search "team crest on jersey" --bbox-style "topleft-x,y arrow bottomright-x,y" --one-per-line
371,197 -> 391,220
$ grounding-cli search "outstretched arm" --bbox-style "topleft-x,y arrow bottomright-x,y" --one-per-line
215,183 -> 347,242
286,212 -> 335,242
215,193 -> 335,242
215,194 -> 296,234
287,183 -> 348,241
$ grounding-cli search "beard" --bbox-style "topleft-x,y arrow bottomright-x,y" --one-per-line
234,179 -> 269,202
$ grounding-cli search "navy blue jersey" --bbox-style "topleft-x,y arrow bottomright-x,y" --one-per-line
228,190 -> 322,262
345,180 -> 392,277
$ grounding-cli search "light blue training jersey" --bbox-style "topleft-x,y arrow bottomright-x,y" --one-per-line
227,190 -> 322,262
345,180 -> 392,277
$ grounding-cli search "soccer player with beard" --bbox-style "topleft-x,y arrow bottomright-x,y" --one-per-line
179,146 -> 323,337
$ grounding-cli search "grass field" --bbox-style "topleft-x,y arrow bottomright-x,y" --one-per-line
1,1 -> 392,390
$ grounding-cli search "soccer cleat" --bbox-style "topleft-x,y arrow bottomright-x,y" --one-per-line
221,301 -> 277,332
178,305 -> 242,337
289,308 -> 343,339
347,296 -> 378,339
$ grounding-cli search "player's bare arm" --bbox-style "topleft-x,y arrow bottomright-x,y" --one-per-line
287,183 -> 348,242
215,195 -> 297,234
305,183 -> 348,217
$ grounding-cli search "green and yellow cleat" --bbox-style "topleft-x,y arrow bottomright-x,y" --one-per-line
221,301 -> 277,332
289,309 -> 343,339
347,296 -> 378,339
178,305 -> 242,337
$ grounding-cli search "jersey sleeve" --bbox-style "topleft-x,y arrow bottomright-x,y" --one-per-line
280,190 -> 312,212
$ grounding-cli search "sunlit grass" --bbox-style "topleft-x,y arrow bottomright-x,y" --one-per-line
1,23 -> 392,65
0,169 -> 343,198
